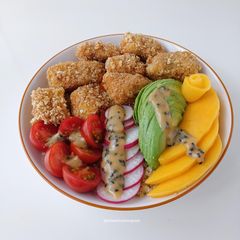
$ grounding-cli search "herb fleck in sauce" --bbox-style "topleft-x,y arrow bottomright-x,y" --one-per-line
101,105 -> 126,198
175,129 -> 205,163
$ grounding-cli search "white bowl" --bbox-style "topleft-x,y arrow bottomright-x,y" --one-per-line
19,34 -> 233,210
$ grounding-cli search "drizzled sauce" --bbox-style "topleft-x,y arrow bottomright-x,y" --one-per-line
148,86 -> 171,130
175,129 -> 205,163
149,86 -> 205,163
101,105 -> 126,198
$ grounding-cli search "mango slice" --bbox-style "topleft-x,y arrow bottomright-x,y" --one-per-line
182,74 -> 211,102
146,118 -> 219,185
159,117 -> 219,165
198,117 -> 219,152
159,89 -> 220,165
146,155 -> 196,185
159,144 -> 186,165
180,88 -> 219,139
148,135 -> 222,198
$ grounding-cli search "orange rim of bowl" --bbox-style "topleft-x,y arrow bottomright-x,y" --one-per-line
18,33 -> 234,211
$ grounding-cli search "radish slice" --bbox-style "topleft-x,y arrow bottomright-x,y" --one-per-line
124,164 -> 144,189
124,117 -> 133,124
125,126 -> 139,149
126,145 -> 139,160
123,105 -> 133,121
124,119 -> 135,130
104,126 -> 139,149
97,182 -> 140,204
125,152 -> 144,174
105,105 -> 133,122
104,118 -> 135,130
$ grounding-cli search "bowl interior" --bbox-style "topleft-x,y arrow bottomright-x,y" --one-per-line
19,34 -> 233,210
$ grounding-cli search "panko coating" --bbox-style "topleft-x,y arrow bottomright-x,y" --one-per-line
70,84 -> 112,119
31,87 -> 70,125
105,53 -> 146,75
102,72 -> 151,105
120,32 -> 165,60
76,41 -> 120,62
146,51 -> 202,81
47,60 -> 105,90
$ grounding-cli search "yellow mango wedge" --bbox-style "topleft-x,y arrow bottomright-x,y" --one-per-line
180,88 -> 219,140
148,135 -> 222,198
146,155 -> 196,185
159,116 -> 219,165
159,88 -> 220,165
198,117 -> 219,152
146,118 -> 219,185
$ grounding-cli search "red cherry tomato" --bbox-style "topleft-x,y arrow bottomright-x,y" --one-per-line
63,166 -> 101,192
29,121 -> 58,152
59,116 -> 83,136
82,114 -> 104,149
70,143 -> 101,164
100,110 -> 106,128
44,142 -> 69,177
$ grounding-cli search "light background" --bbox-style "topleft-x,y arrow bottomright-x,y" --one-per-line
0,0 -> 239,239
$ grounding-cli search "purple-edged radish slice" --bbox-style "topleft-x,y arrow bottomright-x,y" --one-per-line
104,126 -> 139,149
125,126 -> 139,149
124,164 -> 144,189
97,182 -> 140,204
126,144 -> 139,160
104,118 -> 135,130
122,105 -> 133,121
125,152 -> 144,174
105,105 -> 133,122
124,119 -> 135,130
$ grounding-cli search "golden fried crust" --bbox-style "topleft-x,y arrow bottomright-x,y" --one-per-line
31,87 -> 70,125
120,33 -> 165,60
70,84 -> 112,119
76,41 -> 120,62
47,60 -> 105,90
146,51 -> 202,81
102,72 -> 151,105
105,53 -> 146,75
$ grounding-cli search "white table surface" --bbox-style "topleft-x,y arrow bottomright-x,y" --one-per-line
0,0 -> 239,239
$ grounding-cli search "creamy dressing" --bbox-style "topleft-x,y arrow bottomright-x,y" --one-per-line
69,131 -> 88,149
101,105 -> 126,198
148,86 -> 171,130
149,86 -> 205,163
175,129 -> 205,163
65,155 -> 83,169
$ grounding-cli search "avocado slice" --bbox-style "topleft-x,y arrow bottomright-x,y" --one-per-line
134,79 -> 186,169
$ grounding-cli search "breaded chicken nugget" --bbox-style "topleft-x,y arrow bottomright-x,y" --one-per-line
102,72 -> 151,105
76,41 -> 120,62
146,51 -> 202,81
70,84 -> 111,119
120,33 -> 165,60
47,60 -> 105,90
31,87 -> 70,125
105,53 -> 146,75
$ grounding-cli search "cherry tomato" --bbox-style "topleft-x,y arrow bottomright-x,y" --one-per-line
100,110 -> 106,128
59,116 -> 83,136
70,143 -> 101,164
44,142 -> 69,177
63,166 -> 101,192
82,114 -> 104,149
29,121 -> 58,152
